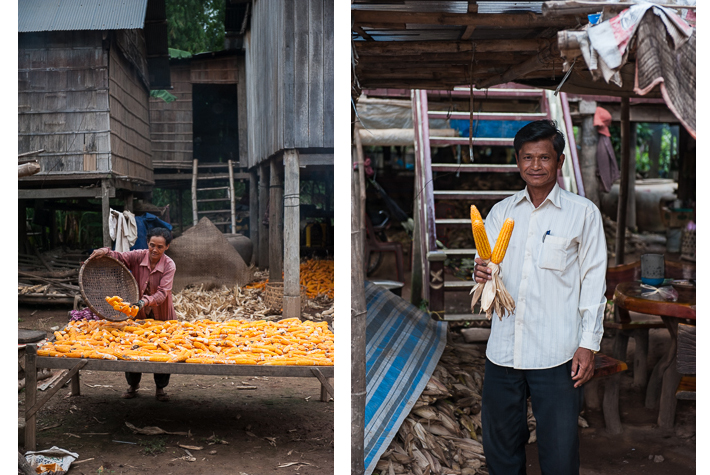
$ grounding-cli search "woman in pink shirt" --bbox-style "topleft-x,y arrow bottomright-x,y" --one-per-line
89,227 -> 176,401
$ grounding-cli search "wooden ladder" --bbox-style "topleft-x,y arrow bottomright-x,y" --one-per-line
411,84 -> 582,322
191,159 -> 237,233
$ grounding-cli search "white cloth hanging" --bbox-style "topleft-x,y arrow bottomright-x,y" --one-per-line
109,209 -> 138,252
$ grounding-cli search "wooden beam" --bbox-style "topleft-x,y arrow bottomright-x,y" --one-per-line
477,42 -> 561,89
355,39 -> 556,55
461,25 -> 476,41
283,150 -> 300,319
353,11 -> 582,29
18,187 -> 117,200
543,1 -> 694,17
615,97 -> 630,265
25,360 -> 88,419
297,153 -> 334,166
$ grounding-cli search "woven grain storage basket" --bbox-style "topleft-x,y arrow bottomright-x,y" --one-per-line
79,256 -> 139,321
264,282 -> 307,314
681,229 -> 696,261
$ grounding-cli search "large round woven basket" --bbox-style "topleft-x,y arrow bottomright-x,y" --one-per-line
264,282 -> 307,314
79,256 -> 139,321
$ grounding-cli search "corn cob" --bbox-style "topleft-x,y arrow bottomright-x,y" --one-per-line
38,317 -> 334,366
471,220 -> 491,260
470,205 -> 483,224
491,218 -> 514,264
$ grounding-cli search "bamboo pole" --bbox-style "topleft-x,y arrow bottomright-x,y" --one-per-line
228,159 -> 236,234
615,97 -> 630,265
191,159 -> 199,226
351,137 -> 366,475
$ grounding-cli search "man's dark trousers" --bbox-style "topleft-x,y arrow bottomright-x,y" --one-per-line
481,358 -> 583,475
125,372 -> 170,389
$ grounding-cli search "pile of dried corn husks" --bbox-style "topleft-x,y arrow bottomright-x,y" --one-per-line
375,341 -> 590,475
174,268 -> 334,323
374,343 -> 488,475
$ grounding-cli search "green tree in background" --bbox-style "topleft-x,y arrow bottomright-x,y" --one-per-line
167,0 -> 225,54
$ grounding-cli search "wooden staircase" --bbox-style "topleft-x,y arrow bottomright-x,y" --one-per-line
191,159 -> 243,233
411,84 -> 582,321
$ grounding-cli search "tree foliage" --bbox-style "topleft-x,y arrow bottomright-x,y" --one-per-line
166,0 -> 225,54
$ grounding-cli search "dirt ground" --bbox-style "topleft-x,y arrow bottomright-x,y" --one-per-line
369,255 -> 696,475
18,306 -> 334,475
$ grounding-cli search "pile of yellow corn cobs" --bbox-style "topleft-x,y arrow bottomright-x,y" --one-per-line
37,318 -> 334,366
106,295 -> 139,318
245,259 -> 334,300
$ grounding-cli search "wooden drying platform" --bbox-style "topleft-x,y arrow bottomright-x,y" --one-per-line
22,344 -> 334,450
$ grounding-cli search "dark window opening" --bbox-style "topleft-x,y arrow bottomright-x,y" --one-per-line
192,83 -> 239,163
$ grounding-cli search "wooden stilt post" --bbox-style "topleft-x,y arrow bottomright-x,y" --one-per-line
191,159 -> 199,226
283,150 -> 301,318
228,159 -> 236,234
101,179 -> 111,248
351,141 -> 366,475
579,100 -> 600,209
258,164 -> 270,269
615,97 -> 631,265
19,202 -> 28,255
124,192 -> 134,213
269,158 -> 284,282
24,345 -> 37,450
249,169 -> 259,263
626,124 -> 636,231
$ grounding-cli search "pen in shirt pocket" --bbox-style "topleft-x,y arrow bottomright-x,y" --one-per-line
542,230 -> 551,242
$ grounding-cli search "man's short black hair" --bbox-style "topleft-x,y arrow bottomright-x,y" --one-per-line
514,120 -> 566,159
147,227 -> 173,245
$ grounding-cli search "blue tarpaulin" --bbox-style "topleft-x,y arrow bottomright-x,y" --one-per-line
364,281 -> 448,475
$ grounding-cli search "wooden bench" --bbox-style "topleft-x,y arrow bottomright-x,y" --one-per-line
604,262 -> 665,389
676,323 -> 695,400
584,353 -> 628,435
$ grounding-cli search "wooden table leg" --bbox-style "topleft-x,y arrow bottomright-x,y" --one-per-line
631,329 -> 649,389
603,373 -> 623,435
71,371 -> 81,396
24,345 -> 37,451
645,324 -> 675,410
657,318 -> 681,430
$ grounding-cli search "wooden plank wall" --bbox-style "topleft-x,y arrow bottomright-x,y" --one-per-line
149,64 -> 193,168
245,0 -> 334,168
191,56 -> 238,83
18,31 -> 111,175
108,40 -> 153,182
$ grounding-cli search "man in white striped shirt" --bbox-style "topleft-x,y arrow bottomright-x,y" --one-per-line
473,120 -> 607,474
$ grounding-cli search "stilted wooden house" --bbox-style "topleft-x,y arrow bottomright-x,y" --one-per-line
18,0 -> 170,249
243,0 -> 334,318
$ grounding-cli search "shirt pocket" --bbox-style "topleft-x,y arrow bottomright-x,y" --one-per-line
538,235 -> 570,271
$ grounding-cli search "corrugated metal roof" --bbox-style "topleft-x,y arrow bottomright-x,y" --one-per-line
19,0 -> 148,32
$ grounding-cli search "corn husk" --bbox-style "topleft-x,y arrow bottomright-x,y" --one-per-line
469,261 -> 515,320
172,267 -> 333,323
374,344 -> 489,475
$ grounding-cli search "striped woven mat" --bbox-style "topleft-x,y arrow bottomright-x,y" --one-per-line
364,281 -> 448,475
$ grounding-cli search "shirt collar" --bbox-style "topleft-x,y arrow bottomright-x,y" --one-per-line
515,183 -> 562,209
140,250 -> 166,273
